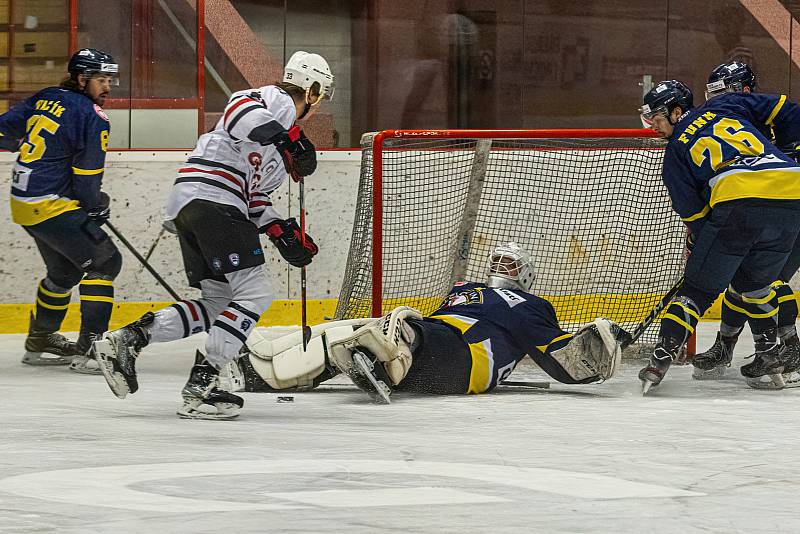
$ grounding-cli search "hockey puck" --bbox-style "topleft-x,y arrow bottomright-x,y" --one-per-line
277,396 -> 294,403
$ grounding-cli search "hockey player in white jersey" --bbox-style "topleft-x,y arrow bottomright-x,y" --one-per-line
92,51 -> 333,419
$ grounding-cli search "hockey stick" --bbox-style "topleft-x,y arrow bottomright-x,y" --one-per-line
619,274 -> 685,349
105,220 -> 181,301
298,176 -> 312,351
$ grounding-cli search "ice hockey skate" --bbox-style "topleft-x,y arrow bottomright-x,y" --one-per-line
93,313 -> 153,399
639,346 -> 674,395
348,349 -> 392,404
692,332 -> 736,380
21,314 -> 80,366
176,352 -> 244,420
742,335 -> 800,390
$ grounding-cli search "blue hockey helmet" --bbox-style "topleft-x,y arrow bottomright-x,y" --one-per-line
68,48 -> 119,85
706,61 -> 756,99
640,80 -> 693,125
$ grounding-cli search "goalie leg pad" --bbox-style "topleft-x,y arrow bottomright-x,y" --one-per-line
548,318 -> 623,383
244,324 -> 360,390
329,306 -> 423,385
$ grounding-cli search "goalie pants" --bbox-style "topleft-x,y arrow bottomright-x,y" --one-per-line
662,198 -> 800,347
23,209 -> 122,341
147,200 -> 273,369
396,318 -> 473,394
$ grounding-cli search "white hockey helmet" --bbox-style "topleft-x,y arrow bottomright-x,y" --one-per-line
486,242 -> 536,292
283,51 -> 335,103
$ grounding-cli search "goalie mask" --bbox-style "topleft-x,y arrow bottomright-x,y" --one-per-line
486,242 -> 535,292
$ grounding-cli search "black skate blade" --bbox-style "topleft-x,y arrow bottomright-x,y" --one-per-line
351,351 -> 392,404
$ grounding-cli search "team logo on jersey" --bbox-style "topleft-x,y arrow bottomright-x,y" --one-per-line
211,257 -> 223,272
240,318 -> 252,332
229,253 -> 240,267
440,288 -> 483,308
248,152 -> 262,170
93,104 -> 109,121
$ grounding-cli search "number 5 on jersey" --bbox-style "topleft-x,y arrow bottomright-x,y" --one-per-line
19,114 -> 60,163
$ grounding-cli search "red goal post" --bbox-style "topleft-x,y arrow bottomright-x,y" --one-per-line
337,128 -> 691,350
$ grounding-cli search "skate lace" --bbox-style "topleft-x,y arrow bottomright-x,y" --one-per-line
46,333 -> 72,349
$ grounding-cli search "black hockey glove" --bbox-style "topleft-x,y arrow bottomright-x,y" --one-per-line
86,191 -> 111,225
263,218 -> 319,267
272,126 -> 317,181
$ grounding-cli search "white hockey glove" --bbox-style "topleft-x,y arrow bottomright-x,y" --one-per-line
549,318 -> 623,383
329,306 -> 423,385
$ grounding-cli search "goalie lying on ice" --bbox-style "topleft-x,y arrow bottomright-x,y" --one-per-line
236,243 -> 625,400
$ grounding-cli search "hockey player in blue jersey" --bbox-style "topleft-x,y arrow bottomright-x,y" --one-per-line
235,243 -> 624,401
638,79 -> 800,393
692,62 -> 800,387
2,48 -> 119,374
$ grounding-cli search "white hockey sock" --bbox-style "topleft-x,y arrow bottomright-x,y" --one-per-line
205,302 -> 261,369
150,300 -> 213,343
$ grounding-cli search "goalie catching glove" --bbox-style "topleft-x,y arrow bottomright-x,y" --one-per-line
263,218 -> 318,267
549,318 -> 624,383
272,125 -> 317,180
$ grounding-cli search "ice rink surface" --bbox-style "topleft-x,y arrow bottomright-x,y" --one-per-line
1,323 -> 800,533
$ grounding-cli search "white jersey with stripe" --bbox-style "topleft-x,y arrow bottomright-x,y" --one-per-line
164,85 -> 296,228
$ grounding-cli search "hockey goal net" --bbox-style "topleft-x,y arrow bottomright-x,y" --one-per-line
335,129 -> 686,349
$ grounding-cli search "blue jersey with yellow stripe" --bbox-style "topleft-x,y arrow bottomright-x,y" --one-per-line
663,92 -> 800,234
1,87 -> 110,226
429,282 -> 572,393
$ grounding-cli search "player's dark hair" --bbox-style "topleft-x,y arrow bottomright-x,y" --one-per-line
275,81 -> 321,100
59,75 -> 82,92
